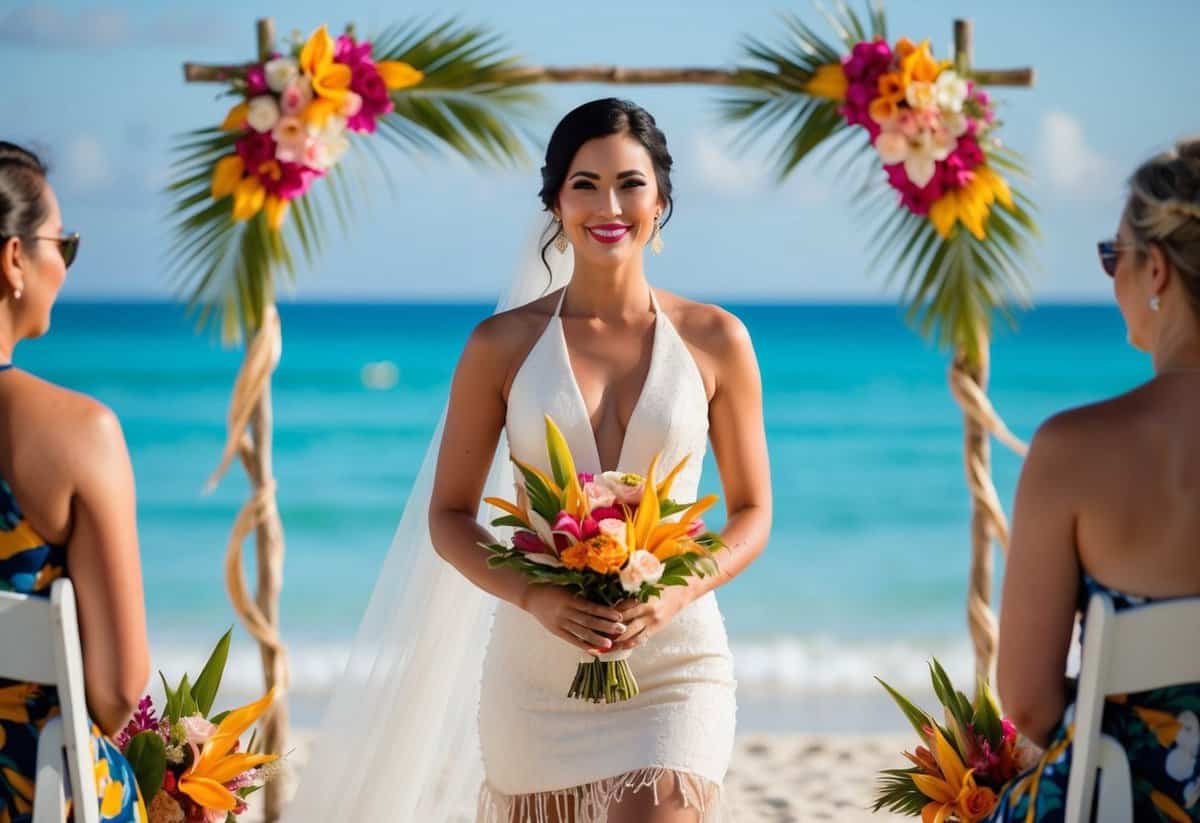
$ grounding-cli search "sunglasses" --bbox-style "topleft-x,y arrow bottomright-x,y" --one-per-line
1,233 -> 80,269
1097,239 -> 1131,278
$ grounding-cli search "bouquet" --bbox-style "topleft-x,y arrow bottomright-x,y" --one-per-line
873,659 -> 1040,822
807,36 -> 1012,240
114,632 -> 279,823
481,415 -> 725,704
209,24 -> 423,231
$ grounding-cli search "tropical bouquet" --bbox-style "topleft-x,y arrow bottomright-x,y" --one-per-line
481,415 -> 725,704
113,631 -> 278,823
873,659 -> 1040,822
208,24 -> 423,231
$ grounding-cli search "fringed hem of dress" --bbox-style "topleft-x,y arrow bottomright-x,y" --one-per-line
476,768 -> 730,823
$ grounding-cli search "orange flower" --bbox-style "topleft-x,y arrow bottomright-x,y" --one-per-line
560,543 -> 589,571
958,785 -> 998,821
901,40 -> 947,87
869,96 -> 900,124
877,71 -> 905,100
582,533 -> 629,575
894,37 -> 918,60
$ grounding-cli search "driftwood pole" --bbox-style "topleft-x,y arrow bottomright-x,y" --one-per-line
185,18 -> 290,823
950,19 -> 1034,681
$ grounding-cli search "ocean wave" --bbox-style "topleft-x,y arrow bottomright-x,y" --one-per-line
149,633 -> 1061,703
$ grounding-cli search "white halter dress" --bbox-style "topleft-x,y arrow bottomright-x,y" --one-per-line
477,288 -> 737,822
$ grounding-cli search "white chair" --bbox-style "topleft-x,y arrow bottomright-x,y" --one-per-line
0,578 -> 99,823
1065,590 -> 1200,823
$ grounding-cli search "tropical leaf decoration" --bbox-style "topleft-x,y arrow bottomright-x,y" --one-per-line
166,19 -> 541,342
721,0 -> 1037,367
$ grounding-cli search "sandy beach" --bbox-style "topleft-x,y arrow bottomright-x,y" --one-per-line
243,729 -> 913,822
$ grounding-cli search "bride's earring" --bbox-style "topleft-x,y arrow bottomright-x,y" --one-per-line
1150,295 -> 1161,312
554,219 -> 569,254
651,214 -> 663,255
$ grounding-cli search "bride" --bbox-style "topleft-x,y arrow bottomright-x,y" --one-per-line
285,98 -> 772,822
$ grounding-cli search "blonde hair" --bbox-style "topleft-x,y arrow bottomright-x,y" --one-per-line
1124,137 -> 1200,308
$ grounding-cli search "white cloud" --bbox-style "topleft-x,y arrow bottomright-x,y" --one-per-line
0,4 -> 232,49
689,132 -> 831,205
1038,110 -> 1112,197
65,135 -> 113,192
0,5 -> 130,48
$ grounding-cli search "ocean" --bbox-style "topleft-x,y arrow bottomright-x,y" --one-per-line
14,301 -> 1147,727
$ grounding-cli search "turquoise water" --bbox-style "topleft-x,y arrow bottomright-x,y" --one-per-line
12,301 -> 1148,700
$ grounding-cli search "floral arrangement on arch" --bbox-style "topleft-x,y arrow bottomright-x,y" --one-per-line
210,25 -> 422,232
724,3 -> 1036,362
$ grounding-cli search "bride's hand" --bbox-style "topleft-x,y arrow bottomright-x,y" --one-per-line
610,586 -> 695,652
522,586 -> 627,655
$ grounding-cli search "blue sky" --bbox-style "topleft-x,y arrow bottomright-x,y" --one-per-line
1,0 -> 1197,301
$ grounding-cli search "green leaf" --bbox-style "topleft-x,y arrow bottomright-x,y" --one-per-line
489,515 -> 527,529
159,671 -> 178,722
177,674 -> 198,719
125,731 -> 167,803
193,629 -> 232,718
209,709 -> 231,725
875,676 -> 933,739
511,461 -> 560,521
973,678 -> 1004,745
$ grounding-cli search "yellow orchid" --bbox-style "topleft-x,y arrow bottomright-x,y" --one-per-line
900,40 -> 950,89
910,725 -> 995,823
655,454 -> 690,500
626,454 -> 661,553
377,61 -> 424,90
804,63 -> 848,102
219,102 -> 248,131
928,165 -> 1012,241
178,687 -> 278,812
210,155 -> 244,200
299,25 -> 352,128
264,195 -> 289,232
231,177 -> 265,222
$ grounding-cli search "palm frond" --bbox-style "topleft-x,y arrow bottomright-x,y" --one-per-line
374,18 -> 542,166
872,767 -> 928,814
718,3 -> 884,180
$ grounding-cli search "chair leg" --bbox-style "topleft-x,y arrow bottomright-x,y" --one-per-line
1094,735 -> 1134,823
34,716 -> 69,823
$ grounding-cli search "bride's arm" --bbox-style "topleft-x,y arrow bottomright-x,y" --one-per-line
613,307 -> 772,649
429,316 -> 625,653
428,316 -> 535,608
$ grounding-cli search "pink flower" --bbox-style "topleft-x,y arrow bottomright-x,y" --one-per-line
551,512 -> 600,549
279,79 -> 313,116
577,472 -> 595,485
589,504 -> 625,523
258,160 -> 321,200
1001,717 -> 1017,744
114,695 -> 165,750
236,131 -> 276,172
270,115 -> 308,163
952,135 -> 984,169
245,64 -> 268,95
598,518 -> 627,545
335,34 -> 375,68
686,519 -> 705,538
181,714 -> 218,746
552,512 -> 583,541
512,530 -> 547,553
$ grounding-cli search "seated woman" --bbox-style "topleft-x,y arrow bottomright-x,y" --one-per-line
990,137 -> 1200,821
0,142 -> 149,821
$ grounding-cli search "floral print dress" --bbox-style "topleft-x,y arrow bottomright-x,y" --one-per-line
989,575 -> 1200,822
0,477 -> 146,823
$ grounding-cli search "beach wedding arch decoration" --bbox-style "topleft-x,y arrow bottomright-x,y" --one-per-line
173,5 -> 1034,818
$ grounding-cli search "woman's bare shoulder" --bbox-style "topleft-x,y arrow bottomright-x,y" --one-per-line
657,290 -> 750,357
459,291 -> 561,391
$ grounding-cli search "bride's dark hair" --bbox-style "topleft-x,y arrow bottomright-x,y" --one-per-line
537,98 -> 675,273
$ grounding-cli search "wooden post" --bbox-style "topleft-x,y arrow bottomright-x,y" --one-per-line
949,18 -> 1034,683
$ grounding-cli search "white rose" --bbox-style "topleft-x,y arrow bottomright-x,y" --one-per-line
180,715 -> 217,746
597,518 -> 626,546
264,57 -> 299,93
875,130 -> 909,165
618,549 -> 664,594
246,96 -> 280,134
583,480 -> 616,509
599,471 -> 644,505
943,111 -> 969,139
905,81 -> 936,111
934,70 -> 969,113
